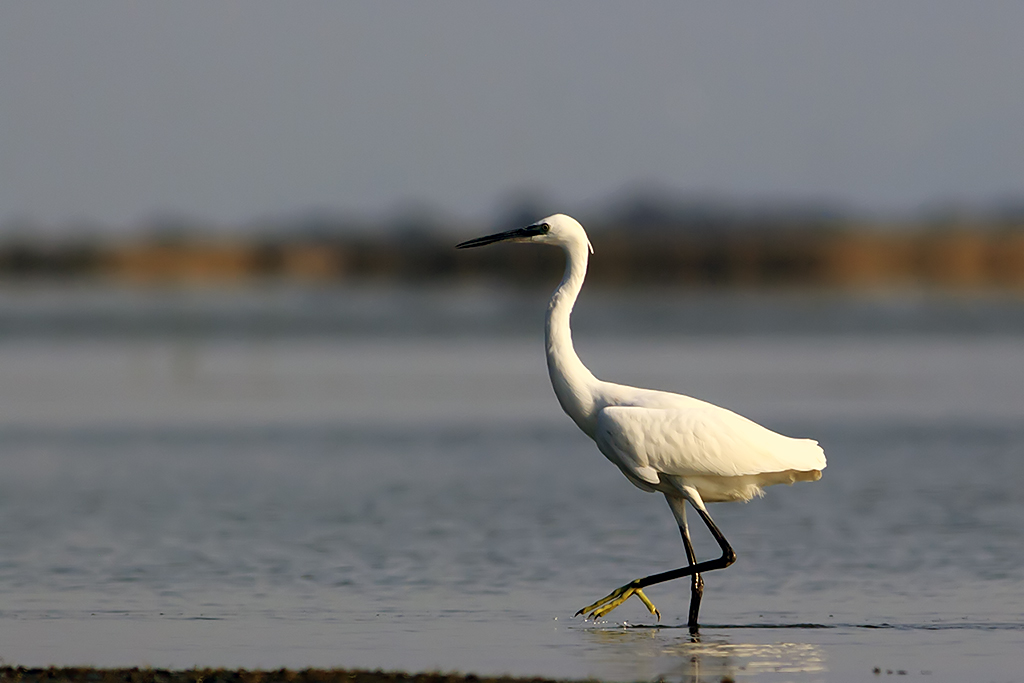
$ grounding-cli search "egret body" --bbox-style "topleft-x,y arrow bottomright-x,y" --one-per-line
456,214 -> 825,629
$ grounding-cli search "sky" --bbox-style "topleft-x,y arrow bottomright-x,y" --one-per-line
2,2 -> 1023,231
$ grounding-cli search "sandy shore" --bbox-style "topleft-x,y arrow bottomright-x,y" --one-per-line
0,668 -> 589,683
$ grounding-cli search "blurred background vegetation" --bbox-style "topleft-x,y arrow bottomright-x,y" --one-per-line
4,195 -> 1024,290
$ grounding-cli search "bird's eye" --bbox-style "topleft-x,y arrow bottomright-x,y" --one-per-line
539,223 -> 550,233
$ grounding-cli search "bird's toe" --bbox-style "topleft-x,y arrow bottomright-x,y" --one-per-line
576,582 -> 660,621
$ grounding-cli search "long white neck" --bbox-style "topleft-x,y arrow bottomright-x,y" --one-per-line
545,239 -> 601,437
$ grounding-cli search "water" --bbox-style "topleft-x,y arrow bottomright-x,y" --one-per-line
1,285 -> 1023,681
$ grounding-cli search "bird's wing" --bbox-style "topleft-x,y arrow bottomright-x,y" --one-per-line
595,404 -> 825,480
593,411 -> 661,489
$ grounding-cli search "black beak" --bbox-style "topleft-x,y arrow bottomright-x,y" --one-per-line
455,223 -> 548,249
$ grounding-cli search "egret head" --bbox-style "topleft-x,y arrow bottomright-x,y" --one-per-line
456,213 -> 593,253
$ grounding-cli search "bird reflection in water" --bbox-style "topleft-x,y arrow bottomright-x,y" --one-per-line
580,627 -> 827,683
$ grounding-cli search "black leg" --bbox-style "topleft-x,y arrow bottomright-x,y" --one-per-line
632,504 -> 736,593
575,495 -> 736,621
678,523 -> 704,631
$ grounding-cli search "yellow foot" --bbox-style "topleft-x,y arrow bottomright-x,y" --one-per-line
574,581 -> 661,621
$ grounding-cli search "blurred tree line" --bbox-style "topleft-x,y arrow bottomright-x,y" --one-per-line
2,195 -> 1024,288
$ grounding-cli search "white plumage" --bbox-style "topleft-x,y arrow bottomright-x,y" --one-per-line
596,401 -> 824,501
457,213 -> 825,628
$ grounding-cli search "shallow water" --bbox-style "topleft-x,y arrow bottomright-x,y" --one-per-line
1,286 -> 1023,681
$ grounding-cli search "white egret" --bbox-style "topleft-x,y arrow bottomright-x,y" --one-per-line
456,214 -> 826,630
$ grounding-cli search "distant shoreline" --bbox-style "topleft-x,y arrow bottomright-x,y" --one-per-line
0,667 -> 577,683
3,222 -> 1024,289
